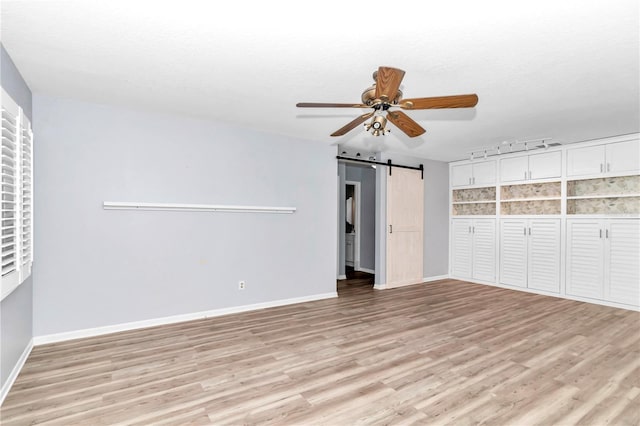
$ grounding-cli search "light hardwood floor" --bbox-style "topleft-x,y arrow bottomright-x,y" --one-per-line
2,276 -> 639,425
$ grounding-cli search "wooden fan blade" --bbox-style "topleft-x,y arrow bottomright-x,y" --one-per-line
374,67 -> 405,102
387,111 -> 426,138
331,112 -> 374,137
399,94 -> 478,110
296,102 -> 368,108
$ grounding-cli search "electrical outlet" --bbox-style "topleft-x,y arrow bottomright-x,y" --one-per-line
238,280 -> 245,290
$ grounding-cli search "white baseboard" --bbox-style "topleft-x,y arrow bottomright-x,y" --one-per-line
1,338 -> 33,406
34,292 -> 338,346
423,274 -> 450,283
374,275 -> 450,290
337,275 -> 347,280
356,267 -> 375,274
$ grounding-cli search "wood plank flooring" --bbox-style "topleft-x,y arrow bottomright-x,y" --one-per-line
2,275 -> 639,425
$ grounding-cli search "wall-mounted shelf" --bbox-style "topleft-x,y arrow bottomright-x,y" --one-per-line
103,201 -> 297,214
452,187 -> 496,215
500,181 -> 561,215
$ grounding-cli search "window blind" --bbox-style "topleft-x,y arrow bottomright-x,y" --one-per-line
1,88 -> 33,300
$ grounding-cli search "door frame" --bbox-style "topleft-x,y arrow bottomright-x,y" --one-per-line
345,180 -> 361,270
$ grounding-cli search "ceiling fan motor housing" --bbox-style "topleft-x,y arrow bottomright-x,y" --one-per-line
362,86 -> 403,106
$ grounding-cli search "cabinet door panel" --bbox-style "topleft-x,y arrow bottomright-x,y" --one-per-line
567,145 -> 605,177
528,219 -> 561,293
606,220 -> 640,306
473,160 -> 496,185
529,151 -> 562,180
566,220 -> 604,299
500,156 -> 528,182
451,219 -> 472,279
451,164 -> 472,187
472,219 -> 496,282
606,140 -> 640,174
500,219 -> 527,288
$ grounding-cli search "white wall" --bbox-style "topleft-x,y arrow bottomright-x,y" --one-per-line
32,94 -> 337,337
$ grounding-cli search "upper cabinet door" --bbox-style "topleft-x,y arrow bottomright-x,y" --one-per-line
529,151 -> 562,180
567,145 -> 605,177
473,160 -> 496,186
500,156 -> 528,182
606,140 -> 640,174
451,164 -> 473,187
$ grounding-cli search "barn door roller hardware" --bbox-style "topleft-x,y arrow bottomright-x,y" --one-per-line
336,156 -> 423,179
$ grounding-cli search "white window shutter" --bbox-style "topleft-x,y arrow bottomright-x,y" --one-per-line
20,115 -> 32,278
1,99 -> 20,294
1,88 -> 33,300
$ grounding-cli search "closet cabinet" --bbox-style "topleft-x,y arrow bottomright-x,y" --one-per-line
567,139 -> 640,177
451,160 -> 496,187
449,134 -> 639,310
566,219 -> 639,307
451,218 -> 495,282
500,150 -> 562,182
500,219 -> 560,293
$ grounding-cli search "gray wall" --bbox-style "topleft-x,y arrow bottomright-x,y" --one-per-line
345,164 -> 376,271
33,94 -> 337,336
0,44 -> 33,391
422,159 -> 450,277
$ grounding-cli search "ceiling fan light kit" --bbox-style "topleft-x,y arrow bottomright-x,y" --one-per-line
296,66 -> 478,138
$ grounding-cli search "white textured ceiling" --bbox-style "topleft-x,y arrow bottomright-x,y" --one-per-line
1,0 -> 638,162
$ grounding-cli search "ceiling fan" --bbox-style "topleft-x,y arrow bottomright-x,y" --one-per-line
296,66 -> 478,138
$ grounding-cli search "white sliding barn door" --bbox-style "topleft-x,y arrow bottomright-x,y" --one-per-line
386,167 -> 424,288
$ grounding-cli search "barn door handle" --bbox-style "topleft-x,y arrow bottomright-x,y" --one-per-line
389,224 -> 393,234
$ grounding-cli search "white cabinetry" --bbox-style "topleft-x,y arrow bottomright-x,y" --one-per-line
451,160 -> 496,187
566,219 -> 639,307
451,218 -> 495,282
567,139 -> 640,177
500,219 -> 560,293
500,151 -> 562,182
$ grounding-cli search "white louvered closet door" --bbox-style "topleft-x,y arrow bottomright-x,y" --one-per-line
527,219 -> 561,293
500,219 -> 527,288
451,218 -> 472,279
605,219 -> 640,306
1,94 -> 19,292
472,219 -> 496,282
566,219 -> 604,300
